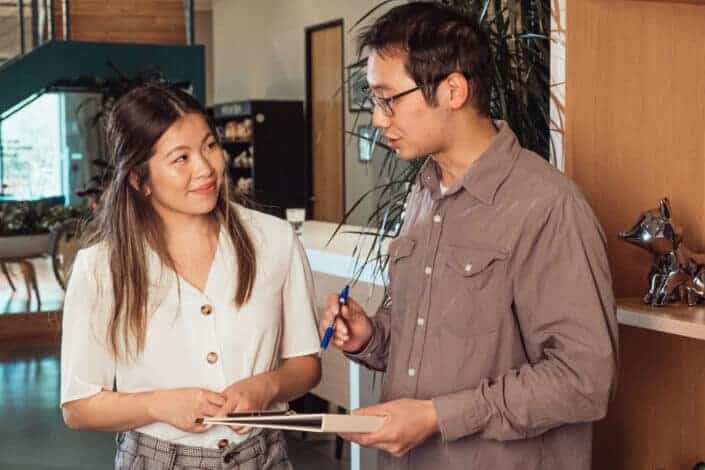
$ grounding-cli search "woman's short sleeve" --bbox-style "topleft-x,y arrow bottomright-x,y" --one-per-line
60,248 -> 116,407
279,233 -> 321,359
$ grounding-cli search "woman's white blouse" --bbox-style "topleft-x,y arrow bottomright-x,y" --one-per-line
60,206 -> 321,448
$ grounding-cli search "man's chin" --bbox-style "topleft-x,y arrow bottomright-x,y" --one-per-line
394,148 -> 419,161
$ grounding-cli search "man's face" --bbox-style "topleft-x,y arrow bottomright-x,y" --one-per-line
366,50 -> 448,160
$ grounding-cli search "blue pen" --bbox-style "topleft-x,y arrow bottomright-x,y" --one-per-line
320,285 -> 350,351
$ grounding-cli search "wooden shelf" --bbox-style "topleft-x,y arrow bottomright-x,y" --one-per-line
630,0 -> 705,4
617,297 -> 705,341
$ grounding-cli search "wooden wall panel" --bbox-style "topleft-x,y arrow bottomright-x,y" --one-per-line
566,0 -> 705,299
566,1 -> 705,468
630,0 -> 705,4
593,325 -> 705,469
53,0 -> 185,44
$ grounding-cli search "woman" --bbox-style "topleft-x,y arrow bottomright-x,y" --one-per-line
60,83 -> 321,469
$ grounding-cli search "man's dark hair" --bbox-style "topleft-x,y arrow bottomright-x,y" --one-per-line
358,2 -> 491,116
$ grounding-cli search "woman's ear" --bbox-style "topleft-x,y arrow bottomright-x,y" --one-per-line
129,171 -> 151,197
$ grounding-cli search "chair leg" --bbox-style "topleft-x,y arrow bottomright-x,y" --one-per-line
28,261 -> 40,310
18,260 -> 40,311
1,262 -> 16,292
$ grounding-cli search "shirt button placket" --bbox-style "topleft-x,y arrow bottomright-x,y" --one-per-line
409,199 -> 445,393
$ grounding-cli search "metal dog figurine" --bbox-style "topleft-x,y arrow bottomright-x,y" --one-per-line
619,198 -> 705,307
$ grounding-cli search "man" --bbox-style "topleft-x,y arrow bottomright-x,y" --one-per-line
319,3 -> 618,469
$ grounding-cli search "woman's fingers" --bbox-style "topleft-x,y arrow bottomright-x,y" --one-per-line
190,422 -> 212,433
202,401 -> 222,418
205,391 -> 227,407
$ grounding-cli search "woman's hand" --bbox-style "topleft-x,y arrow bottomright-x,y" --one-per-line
219,374 -> 278,434
149,388 -> 227,433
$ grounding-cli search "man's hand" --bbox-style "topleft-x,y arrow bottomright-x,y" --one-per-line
318,294 -> 373,353
339,399 -> 440,457
219,374 -> 278,434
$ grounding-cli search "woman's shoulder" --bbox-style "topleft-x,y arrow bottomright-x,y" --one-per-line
72,241 -> 111,280
233,204 -> 295,244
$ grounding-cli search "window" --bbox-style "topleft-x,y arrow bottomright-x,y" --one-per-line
0,93 -> 63,200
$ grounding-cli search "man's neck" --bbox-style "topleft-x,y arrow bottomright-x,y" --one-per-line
432,117 -> 498,188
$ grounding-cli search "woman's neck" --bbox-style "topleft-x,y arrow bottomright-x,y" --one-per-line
162,212 -> 219,248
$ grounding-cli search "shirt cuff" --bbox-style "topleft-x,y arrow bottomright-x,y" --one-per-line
432,386 -> 492,442
343,320 -> 385,370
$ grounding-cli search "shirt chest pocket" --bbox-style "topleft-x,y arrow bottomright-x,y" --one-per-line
444,244 -> 507,291
439,244 -> 509,335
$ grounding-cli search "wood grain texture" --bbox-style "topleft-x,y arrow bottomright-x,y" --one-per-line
53,0 -> 185,44
566,0 -> 705,299
592,324 -> 705,469
629,0 -> 705,4
310,25 -> 345,223
566,1 -> 705,468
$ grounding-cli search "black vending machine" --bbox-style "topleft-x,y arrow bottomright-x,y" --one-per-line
210,100 -> 308,218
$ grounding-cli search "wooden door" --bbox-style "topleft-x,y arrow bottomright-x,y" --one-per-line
307,21 -> 344,223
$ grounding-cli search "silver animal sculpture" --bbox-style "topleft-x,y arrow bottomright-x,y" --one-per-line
619,198 -> 705,307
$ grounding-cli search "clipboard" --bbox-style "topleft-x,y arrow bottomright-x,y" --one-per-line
197,412 -> 383,433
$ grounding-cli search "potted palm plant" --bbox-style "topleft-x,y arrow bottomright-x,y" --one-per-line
0,201 -> 54,258
0,200 -> 89,258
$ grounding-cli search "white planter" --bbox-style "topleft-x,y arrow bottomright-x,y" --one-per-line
0,234 -> 51,258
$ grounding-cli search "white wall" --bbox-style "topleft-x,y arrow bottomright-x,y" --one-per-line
212,0 -> 394,226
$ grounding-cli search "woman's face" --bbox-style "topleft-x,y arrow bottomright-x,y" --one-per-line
142,112 -> 225,221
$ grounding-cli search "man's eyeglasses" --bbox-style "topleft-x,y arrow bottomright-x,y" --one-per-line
362,85 -> 424,117
362,73 -> 456,117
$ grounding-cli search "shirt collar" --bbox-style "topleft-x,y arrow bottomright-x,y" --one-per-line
144,224 -> 228,293
418,120 -> 521,204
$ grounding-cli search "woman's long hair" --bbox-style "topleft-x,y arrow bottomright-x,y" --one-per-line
83,83 -> 256,361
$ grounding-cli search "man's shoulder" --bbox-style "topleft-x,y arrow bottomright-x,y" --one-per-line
508,149 -> 582,197
503,149 -> 586,209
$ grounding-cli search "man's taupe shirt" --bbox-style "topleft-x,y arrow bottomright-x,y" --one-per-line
348,122 -> 619,470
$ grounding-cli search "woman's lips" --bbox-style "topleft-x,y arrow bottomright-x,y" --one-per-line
191,181 -> 217,194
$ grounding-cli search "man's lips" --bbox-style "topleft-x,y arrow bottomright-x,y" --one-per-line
385,136 -> 401,148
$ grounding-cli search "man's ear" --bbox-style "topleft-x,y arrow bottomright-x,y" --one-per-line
129,171 -> 151,197
445,72 -> 471,110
